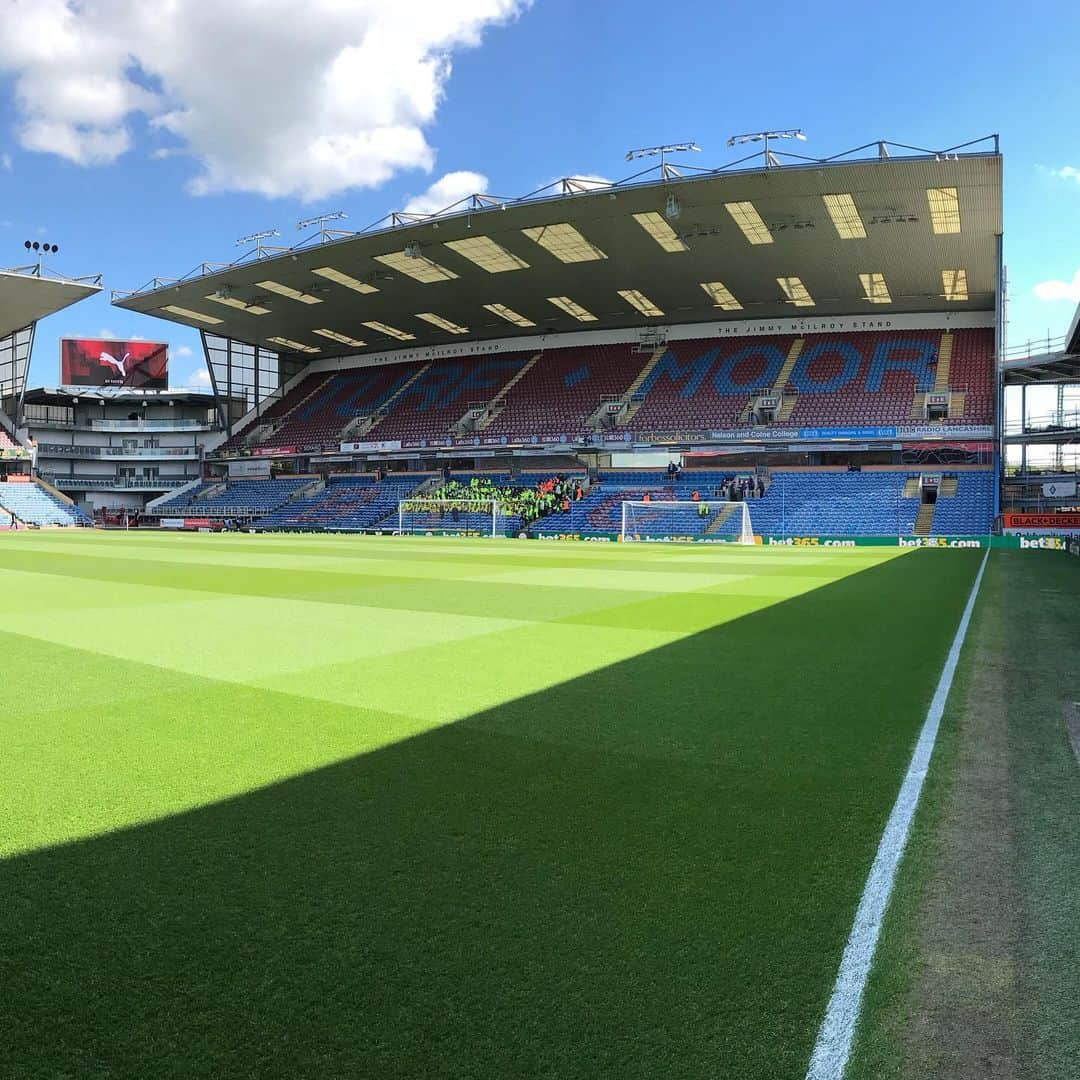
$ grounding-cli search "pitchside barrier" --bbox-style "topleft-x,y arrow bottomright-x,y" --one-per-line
531,533 -> 1076,550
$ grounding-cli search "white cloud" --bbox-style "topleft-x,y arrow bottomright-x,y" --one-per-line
402,170 -> 489,215
0,0 -> 528,200
174,344 -> 194,358
1033,270 -> 1080,304
0,153 -> 11,171
189,367 -> 213,387
1048,166 -> 1080,183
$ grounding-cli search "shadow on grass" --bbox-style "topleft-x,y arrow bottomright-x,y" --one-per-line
1,551 -> 981,1080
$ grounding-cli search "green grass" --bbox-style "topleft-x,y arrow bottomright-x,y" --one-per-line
848,550 -> 1080,1080
0,532 -> 983,1078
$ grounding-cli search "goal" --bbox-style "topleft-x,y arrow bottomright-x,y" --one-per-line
398,498 -> 511,537
620,499 -> 754,544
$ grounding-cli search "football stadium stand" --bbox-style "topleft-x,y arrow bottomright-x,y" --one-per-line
154,478 -> 314,519
624,330 -> 994,433
257,474 -> 424,531
364,356 -> 530,443
0,481 -> 91,526
535,468 -> 994,538
222,329 -> 994,455
250,364 -> 423,452
481,346 -> 643,438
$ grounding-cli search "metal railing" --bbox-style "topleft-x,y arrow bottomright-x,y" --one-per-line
42,474 -> 198,490
89,418 -> 212,432
38,443 -> 199,458
1003,408 -> 1080,437
1001,334 -> 1070,361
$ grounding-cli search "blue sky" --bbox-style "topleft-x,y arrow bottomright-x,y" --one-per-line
2,0 -> 1079,390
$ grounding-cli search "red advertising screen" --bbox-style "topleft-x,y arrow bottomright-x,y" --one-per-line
60,338 -> 168,389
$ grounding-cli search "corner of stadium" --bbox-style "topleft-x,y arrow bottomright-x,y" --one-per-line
1,132 -> 1077,1080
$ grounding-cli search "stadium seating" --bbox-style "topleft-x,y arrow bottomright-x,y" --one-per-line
482,346 -> 642,439
217,329 -> 994,452
929,471 -> 995,534
252,364 -> 424,451
0,481 -> 91,526
257,474 -> 427,531
152,480 -> 225,511
533,468 -> 994,538
369,355 -> 531,443
536,470 -> 737,536
624,330 -> 995,434
747,472 -> 921,536
625,339 -> 791,432
163,478 -> 313,518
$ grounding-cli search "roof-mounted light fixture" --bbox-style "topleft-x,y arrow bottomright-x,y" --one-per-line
296,210 -> 349,242
624,141 -> 700,180
235,229 -> 281,257
727,129 -> 806,167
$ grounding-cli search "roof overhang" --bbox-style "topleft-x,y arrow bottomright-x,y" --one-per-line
0,269 -> 102,339
1001,353 -> 1080,383
114,148 -> 1002,361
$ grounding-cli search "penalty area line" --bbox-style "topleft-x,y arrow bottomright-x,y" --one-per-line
805,548 -> 990,1080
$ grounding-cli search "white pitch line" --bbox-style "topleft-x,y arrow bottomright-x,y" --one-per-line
805,548 -> 990,1080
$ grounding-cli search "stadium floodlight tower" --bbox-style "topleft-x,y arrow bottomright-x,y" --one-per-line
727,129 -> 807,167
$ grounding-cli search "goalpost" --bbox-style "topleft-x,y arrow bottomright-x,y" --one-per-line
398,498 -> 511,538
620,499 -> 755,544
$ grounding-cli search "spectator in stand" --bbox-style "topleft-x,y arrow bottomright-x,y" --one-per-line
698,501 -> 710,518
757,477 -> 765,498
574,481 -> 583,501
642,492 -> 651,504
691,489 -> 700,502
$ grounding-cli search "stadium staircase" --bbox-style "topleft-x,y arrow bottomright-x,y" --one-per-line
913,503 -> 936,536
612,346 -> 667,426
246,374 -> 337,446
469,354 -> 542,430
353,363 -> 432,438
739,339 -> 804,422
703,502 -> 741,535
934,333 -> 953,392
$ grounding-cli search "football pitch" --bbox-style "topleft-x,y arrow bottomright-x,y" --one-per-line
1,532 -> 987,1078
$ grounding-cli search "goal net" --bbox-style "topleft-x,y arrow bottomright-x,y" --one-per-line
620,499 -> 754,544
398,498 -> 511,537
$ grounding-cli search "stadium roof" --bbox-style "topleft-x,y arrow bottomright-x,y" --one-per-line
0,266 -> 103,339
113,136 -> 1002,361
1000,298 -> 1080,384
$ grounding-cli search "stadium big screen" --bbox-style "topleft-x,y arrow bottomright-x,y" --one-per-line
60,338 -> 168,388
